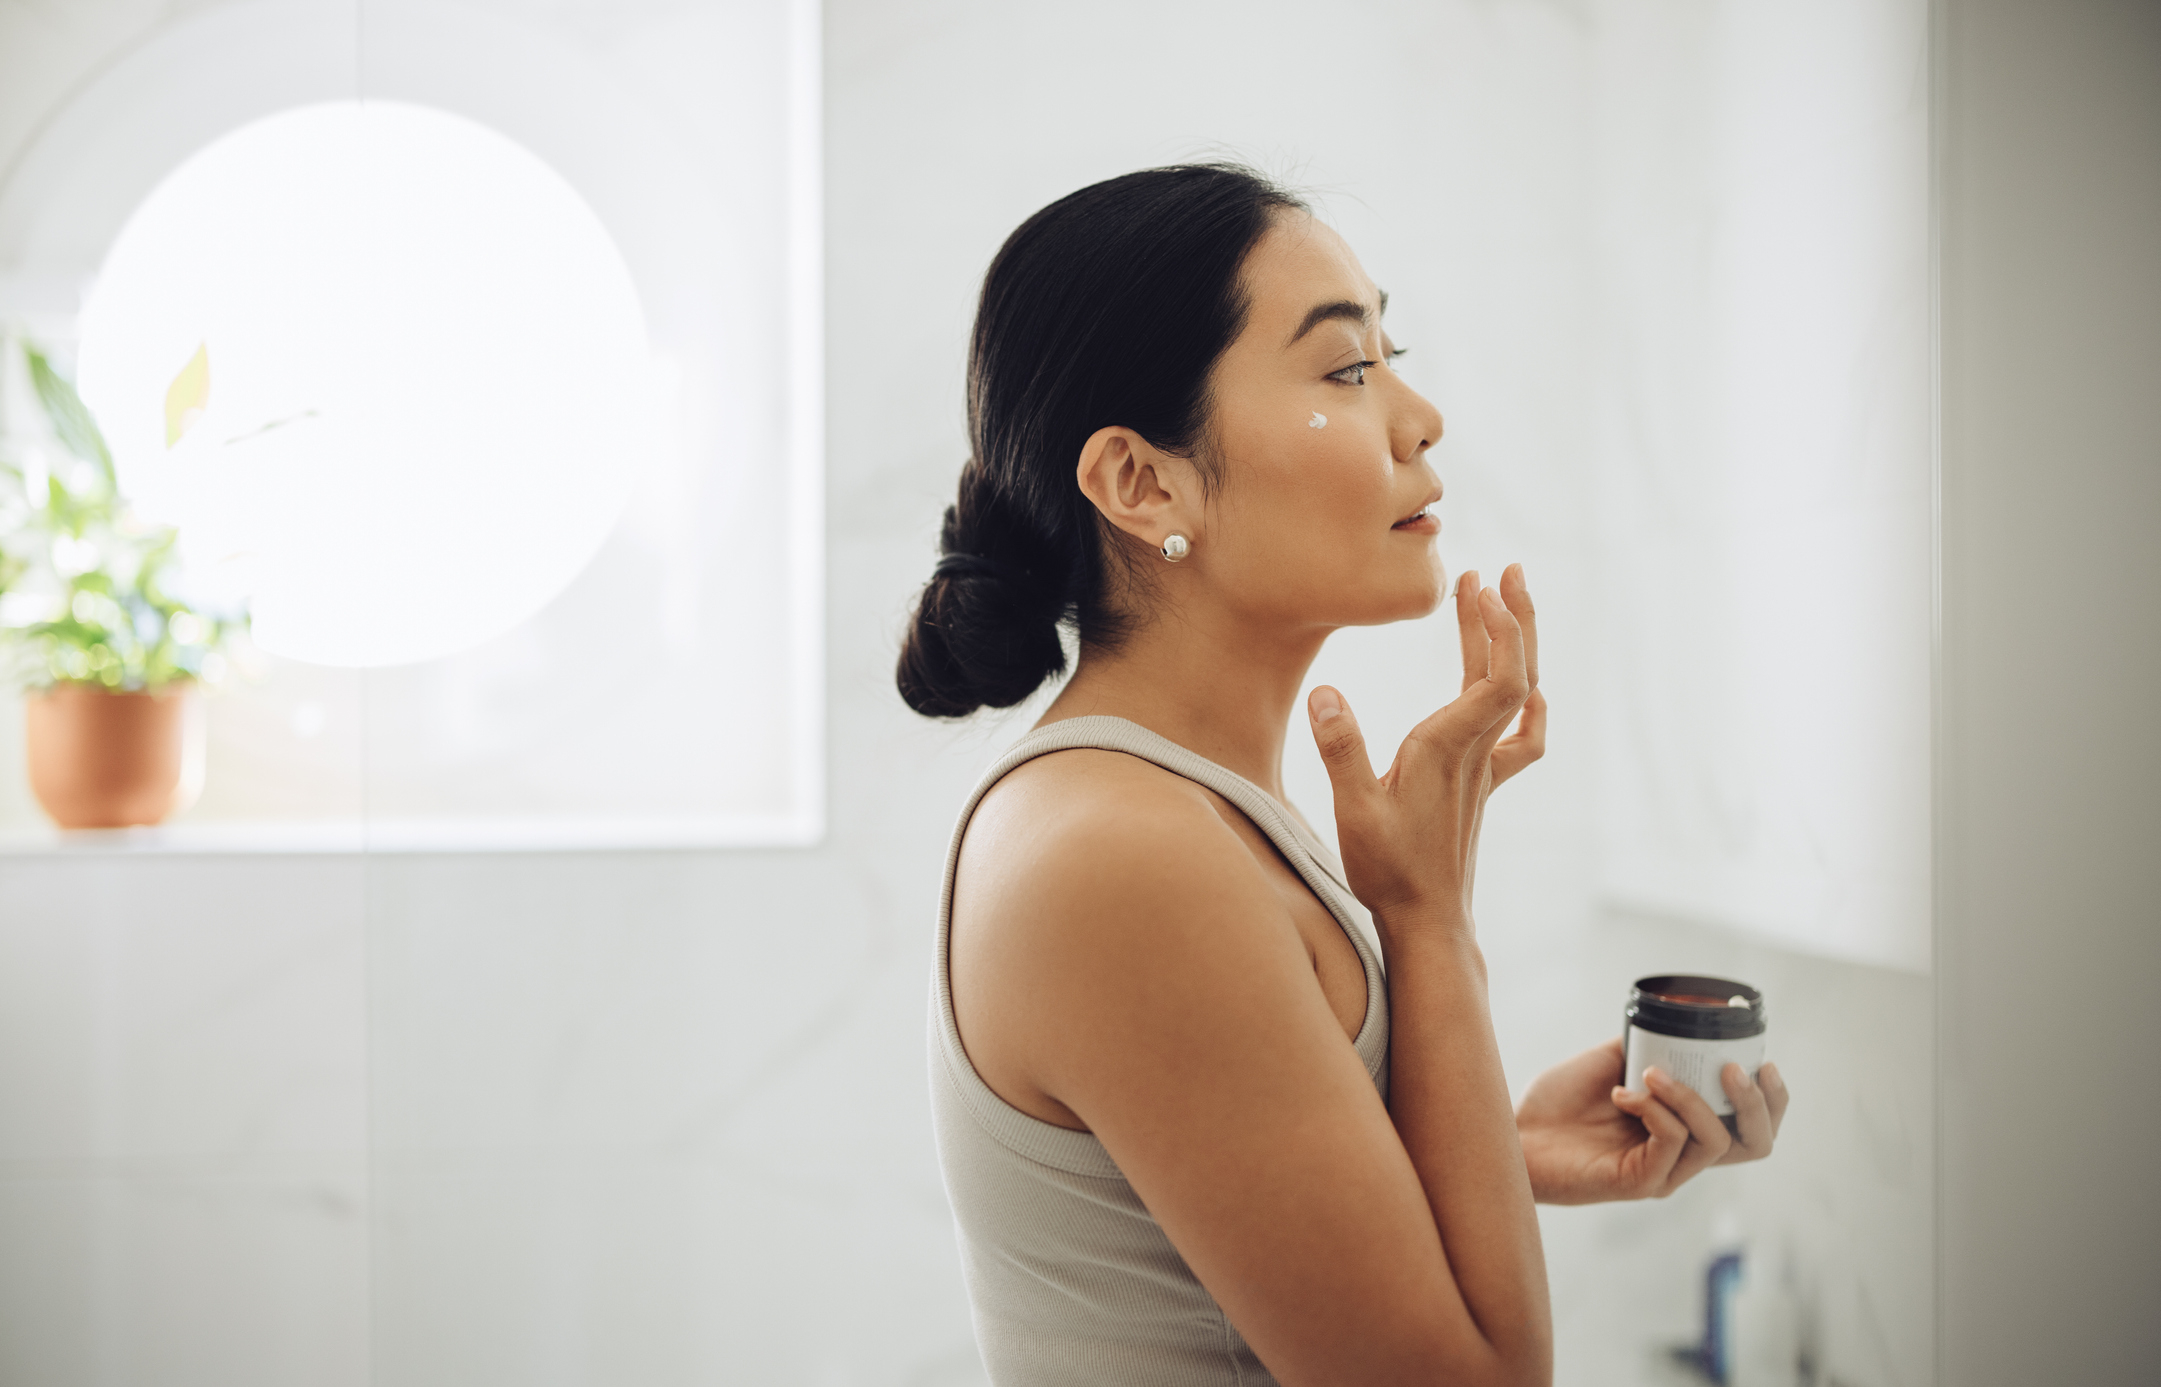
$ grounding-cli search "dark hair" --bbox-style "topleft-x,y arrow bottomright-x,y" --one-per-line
896,163 -> 1306,718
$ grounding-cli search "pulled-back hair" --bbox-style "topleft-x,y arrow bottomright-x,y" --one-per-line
896,163 -> 1306,718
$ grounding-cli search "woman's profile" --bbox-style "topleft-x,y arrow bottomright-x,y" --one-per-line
899,164 -> 1789,1387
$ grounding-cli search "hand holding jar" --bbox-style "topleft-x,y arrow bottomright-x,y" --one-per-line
1513,977 -> 1789,1205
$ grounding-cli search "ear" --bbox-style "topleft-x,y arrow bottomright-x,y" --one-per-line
1075,426 -> 1201,554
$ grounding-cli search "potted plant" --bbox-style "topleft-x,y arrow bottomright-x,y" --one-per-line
0,334 -> 241,828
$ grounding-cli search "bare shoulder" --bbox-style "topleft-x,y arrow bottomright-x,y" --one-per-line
948,745 -> 1304,1127
954,745 -> 1274,938
967,743 -> 1220,843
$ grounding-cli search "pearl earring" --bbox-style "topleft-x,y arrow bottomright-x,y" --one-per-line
1160,533 -> 1191,562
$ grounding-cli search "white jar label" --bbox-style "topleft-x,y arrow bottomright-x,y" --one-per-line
1622,1024 -> 1765,1117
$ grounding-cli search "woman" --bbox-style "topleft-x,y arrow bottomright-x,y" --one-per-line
900,165 -> 1788,1387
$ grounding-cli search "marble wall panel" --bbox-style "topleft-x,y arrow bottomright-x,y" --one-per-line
0,855 -> 370,1387
357,850 -> 985,1386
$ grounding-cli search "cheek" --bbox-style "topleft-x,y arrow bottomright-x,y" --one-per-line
1278,419 -> 1393,536
1211,423 -> 1430,608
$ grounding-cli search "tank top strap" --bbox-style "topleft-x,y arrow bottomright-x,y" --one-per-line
933,715 -> 1390,1149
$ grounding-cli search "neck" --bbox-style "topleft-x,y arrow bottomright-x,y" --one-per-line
1038,604 -> 1329,800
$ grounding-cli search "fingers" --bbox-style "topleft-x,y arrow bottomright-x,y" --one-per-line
1718,1063 -> 1786,1163
1499,563 -> 1538,688
1610,1084 -> 1691,1194
1411,584 -> 1530,757
1645,1067 -> 1733,1190
1490,687 -> 1549,787
1477,587 -> 1528,700
1466,587 -> 1530,751
1459,564 -> 1538,691
1759,1062 -> 1790,1138
1455,569 -> 1487,693
1307,686 -> 1379,819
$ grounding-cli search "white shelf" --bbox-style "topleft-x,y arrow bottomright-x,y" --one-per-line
0,814 -> 822,855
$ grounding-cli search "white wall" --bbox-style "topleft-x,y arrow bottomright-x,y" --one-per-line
0,2 -> 1938,1384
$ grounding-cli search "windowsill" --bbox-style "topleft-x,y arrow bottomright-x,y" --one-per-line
0,814 -> 823,855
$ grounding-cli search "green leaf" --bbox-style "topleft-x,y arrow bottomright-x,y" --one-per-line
24,346 -> 116,493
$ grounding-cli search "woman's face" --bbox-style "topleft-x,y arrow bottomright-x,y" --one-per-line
1197,213 -> 1448,633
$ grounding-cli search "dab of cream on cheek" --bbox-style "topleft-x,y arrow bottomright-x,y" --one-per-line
1621,974 -> 1766,1128
1309,412 -> 1327,429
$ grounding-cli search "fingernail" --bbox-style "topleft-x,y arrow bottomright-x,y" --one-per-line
1310,687 -> 1343,723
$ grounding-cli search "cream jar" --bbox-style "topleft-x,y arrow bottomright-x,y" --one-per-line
1622,974 -> 1766,1124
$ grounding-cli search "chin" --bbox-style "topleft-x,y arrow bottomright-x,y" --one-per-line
1395,587 -> 1447,623
1336,573 -> 1446,627
1387,556 -> 1448,620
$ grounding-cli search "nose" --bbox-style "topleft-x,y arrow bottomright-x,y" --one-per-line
1390,376 -> 1446,465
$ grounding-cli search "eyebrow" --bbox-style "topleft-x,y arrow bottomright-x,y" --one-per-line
1287,288 -> 1390,347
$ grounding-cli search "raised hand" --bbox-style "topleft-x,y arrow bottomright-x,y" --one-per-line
1308,564 -> 1545,930
1515,1037 -> 1792,1204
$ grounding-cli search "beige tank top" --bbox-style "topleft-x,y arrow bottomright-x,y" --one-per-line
929,715 -> 1391,1387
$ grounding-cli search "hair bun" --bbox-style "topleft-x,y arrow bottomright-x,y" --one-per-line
899,536 -> 1068,718
933,552 -> 1026,585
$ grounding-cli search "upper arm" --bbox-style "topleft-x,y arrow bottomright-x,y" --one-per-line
952,755 -> 1480,1385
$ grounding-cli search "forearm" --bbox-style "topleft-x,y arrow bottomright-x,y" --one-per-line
1380,914 -> 1552,1377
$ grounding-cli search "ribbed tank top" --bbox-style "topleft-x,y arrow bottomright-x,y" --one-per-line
929,715 -> 1391,1387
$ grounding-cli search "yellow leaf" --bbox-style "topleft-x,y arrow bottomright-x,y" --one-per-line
164,342 -> 210,448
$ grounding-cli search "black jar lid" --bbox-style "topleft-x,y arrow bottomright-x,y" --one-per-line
1625,974 -> 1766,1040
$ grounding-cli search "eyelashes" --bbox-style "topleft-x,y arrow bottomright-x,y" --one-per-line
1328,348 -> 1408,387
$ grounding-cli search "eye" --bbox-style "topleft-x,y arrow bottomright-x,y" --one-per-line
1329,359 -> 1379,386
1387,346 -> 1409,363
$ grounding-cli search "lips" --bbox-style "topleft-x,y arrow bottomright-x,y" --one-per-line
1392,487 -> 1445,530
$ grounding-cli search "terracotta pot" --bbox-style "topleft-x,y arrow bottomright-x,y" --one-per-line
25,682 -> 204,829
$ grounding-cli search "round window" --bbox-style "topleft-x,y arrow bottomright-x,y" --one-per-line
76,100 -> 657,668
